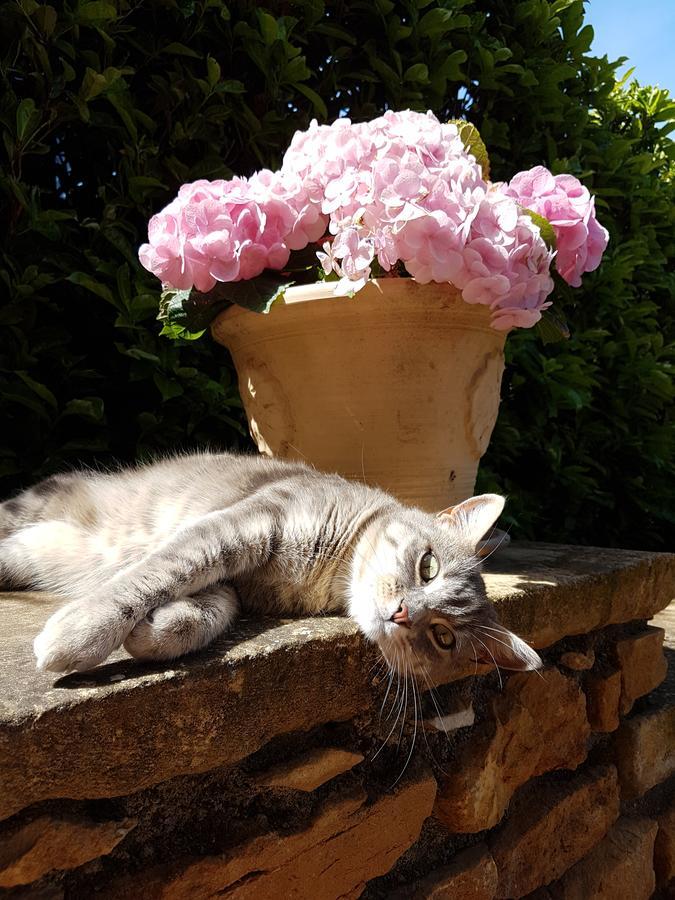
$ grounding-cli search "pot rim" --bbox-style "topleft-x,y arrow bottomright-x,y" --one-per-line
282,278 -> 465,306
215,278 -> 467,321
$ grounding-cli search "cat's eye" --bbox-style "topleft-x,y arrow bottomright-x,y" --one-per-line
419,551 -> 439,583
431,624 -> 455,651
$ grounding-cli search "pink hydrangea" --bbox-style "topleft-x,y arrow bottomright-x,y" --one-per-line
138,172 -> 327,293
504,166 -> 609,287
283,111 -> 555,328
140,110 -> 608,330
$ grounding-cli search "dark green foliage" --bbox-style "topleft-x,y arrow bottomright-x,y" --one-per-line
1,0 -> 673,548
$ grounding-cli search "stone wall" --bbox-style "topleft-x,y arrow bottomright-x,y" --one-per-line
1,543 -> 673,899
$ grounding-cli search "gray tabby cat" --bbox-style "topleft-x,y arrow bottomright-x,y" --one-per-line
0,451 -> 541,677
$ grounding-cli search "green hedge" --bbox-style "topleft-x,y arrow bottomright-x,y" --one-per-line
1,0 -> 673,549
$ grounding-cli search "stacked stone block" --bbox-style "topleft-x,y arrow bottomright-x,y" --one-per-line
0,543 -> 673,899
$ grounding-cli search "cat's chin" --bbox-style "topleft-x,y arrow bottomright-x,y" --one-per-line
371,625 -> 415,668
356,619 -> 403,647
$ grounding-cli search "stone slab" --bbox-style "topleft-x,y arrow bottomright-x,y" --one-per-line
482,542 -> 674,649
390,844 -> 498,899
527,816 -> 657,900
559,650 -> 595,671
585,670 -> 622,733
490,766 -> 619,898
611,655 -> 675,799
0,543 -> 672,821
0,814 -> 136,888
255,747 -> 364,792
0,600 -> 374,821
434,667 -> 590,833
95,770 -> 437,899
613,625 -> 668,714
655,805 -> 675,887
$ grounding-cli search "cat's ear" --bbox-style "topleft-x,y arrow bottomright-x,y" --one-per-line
471,628 -> 542,671
437,494 -> 505,552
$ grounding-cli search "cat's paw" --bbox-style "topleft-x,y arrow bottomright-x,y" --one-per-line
33,600 -> 131,673
124,601 -> 201,661
124,591 -> 238,661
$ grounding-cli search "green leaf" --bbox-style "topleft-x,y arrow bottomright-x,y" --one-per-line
256,10 -> 278,44
519,207 -> 557,250
206,56 -> 221,87
404,63 -> 429,83
314,23 -> 357,44
67,272 -> 118,307
535,308 -> 570,344
217,79 -> 246,94
16,99 -> 39,142
80,67 -> 109,101
77,2 -> 118,22
127,175 -> 167,190
153,372 -> 184,400
16,372 -> 57,409
161,42 -> 202,58
440,49 -> 467,80
294,82 -> 328,119
107,91 -> 138,140
77,0 -> 117,24
418,8 -> 466,37
227,276 -> 294,314
284,55 -> 310,83
418,8 -> 451,36
61,398 -> 105,421
34,4 -> 57,35
158,273 -> 294,340
448,120 -> 491,179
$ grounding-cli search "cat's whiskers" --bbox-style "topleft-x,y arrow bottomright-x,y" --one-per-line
467,630 -> 503,690
410,664 -> 440,770
391,656 -> 418,789
410,645 -> 449,739
384,647 -> 404,723
368,653 -> 387,679
466,636 -> 480,678
395,648 -> 406,722
396,658 -> 409,751
473,624 -> 545,680
379,653 -> 397,722
408,647 -> 455,776
371,652 -> 408,762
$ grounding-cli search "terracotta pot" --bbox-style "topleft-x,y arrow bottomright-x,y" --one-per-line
211,279 -> 506,511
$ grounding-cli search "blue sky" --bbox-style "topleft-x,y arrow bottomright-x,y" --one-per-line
585,0 -> 675,92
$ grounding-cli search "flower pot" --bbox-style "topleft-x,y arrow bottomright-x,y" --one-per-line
211,279 -> 506,511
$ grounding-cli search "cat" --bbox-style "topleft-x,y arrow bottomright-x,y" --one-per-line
0,451 -> 541,677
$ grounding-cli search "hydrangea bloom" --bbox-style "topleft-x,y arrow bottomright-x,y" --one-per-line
503,166 -> 609,288
139,172 -> 326,294
140,110 -> 608,330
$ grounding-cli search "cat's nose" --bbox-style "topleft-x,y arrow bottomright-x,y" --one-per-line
391,603 -> 411,628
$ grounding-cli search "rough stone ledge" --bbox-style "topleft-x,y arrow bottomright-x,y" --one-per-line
0,542 -> 673,821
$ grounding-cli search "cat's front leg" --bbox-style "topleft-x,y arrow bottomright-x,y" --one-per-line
33,597 -> 138,673
34,503 -> 279,672
124,585 -> 239,661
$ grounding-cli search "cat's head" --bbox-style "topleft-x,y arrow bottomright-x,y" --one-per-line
348,494 -> 541,679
